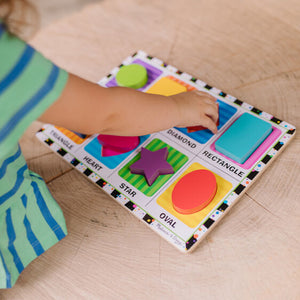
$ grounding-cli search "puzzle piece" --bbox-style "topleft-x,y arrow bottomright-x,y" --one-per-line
97,135 -> 139,157
129,147 -> 174,186
101,147 -> 128,157
116,64 -> 148,89
172,169 -> 217,214
156,163 -> 232,228
215,113 -> 272,163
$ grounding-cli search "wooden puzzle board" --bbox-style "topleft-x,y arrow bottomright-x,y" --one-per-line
36,50 -> 296,252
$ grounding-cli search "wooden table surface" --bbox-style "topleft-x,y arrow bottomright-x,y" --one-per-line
2,0 -> 299,299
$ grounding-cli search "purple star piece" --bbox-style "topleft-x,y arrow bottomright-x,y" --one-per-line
129,147 -> 174,186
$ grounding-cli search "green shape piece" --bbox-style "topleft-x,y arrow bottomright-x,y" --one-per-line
116,63 -> 148,89
118,139 -> 188,197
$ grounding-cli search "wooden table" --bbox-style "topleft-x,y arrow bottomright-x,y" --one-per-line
2,0 -> 299,298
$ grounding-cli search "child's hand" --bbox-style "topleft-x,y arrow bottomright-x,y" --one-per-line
41,74 -> 219,136
171,90 -> 219,134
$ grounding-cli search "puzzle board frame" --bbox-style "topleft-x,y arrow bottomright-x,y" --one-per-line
36,50 -> 296,253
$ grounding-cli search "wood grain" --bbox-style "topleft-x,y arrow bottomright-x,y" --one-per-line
1,0 -> 299,299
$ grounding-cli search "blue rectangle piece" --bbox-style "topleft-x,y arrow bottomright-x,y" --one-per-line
215,113 -> 272,163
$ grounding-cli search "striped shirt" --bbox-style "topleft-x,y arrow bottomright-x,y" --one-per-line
0,23 -> 68,288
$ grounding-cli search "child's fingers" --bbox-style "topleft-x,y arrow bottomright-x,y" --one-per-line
203,103 -> 219,124
201,115 -> 218,134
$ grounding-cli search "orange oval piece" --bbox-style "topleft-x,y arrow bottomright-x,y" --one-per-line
172,170 -> 217,214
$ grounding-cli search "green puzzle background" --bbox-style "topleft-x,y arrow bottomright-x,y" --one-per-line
118,139 -> 188,196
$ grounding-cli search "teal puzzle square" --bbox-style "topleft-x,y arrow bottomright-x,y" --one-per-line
215,113 -> 272,164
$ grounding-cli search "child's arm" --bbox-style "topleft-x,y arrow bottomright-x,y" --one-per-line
40,73 -> 219,136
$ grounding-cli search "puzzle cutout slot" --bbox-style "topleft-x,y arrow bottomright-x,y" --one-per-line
146,76 -> 187,96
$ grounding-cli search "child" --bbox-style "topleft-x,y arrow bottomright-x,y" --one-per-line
0,0 -> 218,288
